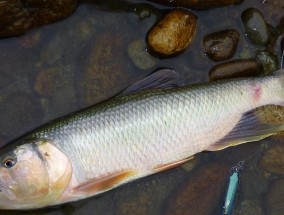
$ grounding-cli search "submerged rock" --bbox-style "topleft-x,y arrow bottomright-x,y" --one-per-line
241,8 -> 270,46
265,179 -> 284,215
148,0 -> 241,9
255,51 -> 278,75
256,105 -> 284,139
203,29 -> 240,61
234,199 -> 263,215
163,163 -> 229,215
208,59 -> 261,81
81,32 -> 133,105
114,168 -> 186,215
147,9 -> 197,57
259,144 -> 284,174
0,0 -> 78,37
128,40 -> 159,70
34,66 -> 77,120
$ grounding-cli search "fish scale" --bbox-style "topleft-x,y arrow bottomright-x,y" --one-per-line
1,73 -> 284,209
32,77 -> 279,183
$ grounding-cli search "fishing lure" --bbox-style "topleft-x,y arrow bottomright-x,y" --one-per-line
222,161 -> 244,215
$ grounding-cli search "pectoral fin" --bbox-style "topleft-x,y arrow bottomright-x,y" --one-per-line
74,170 -> 137,194
207,109 -> 284,151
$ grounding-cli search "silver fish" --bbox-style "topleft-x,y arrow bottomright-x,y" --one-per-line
0,70 -> 284,209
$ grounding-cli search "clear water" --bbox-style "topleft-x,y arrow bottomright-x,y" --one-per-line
0,0 -> 283,214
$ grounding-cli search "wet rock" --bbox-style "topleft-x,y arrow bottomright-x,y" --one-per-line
241,8 -> 270,46
208,59 -> 261,81
81,32 -> 133,105
147,9 -> 197,57
163,163 -> 229,215
16,31 -> 41,49
34,66 -> 77,120
265,179 -> 284,215
203,29 -> 240,61
259,0 -> 284,27
39,17 -> 93,66
234,199 -> 263,215
239,170 -> 268,199
0,0 -> 78,37
256,105 -> 284,139
255,51 -> 278,75
0,93 -> 42,139
114,168 -> 187,215
128,40 -> 159,70
259,144 -> 284,174
148,0 -> 242,9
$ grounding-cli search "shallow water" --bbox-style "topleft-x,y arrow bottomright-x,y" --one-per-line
0,0 -> 283,214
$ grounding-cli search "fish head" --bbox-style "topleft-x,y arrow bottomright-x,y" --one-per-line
0,139 -> 72,209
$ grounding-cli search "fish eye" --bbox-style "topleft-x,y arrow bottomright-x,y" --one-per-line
2,156 -> 16,168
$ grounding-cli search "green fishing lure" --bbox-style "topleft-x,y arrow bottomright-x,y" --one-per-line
222,161 -> 243,215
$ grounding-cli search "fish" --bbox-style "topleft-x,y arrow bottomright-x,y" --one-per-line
0,69 -> 284,210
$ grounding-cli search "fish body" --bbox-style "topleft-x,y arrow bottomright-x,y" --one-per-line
0,71 -> 284,209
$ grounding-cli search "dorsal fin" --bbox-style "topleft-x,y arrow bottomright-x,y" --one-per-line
120,68 -> 180,96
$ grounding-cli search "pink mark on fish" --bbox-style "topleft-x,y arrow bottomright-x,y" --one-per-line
250,83 -> 262,103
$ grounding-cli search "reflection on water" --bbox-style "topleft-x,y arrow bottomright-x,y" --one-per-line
0,0 -> 283,214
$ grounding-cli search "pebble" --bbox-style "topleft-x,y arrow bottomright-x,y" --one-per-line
208,59 -> 261,81
255,51 -> 278,75
259,144 -> 284,174
128,40 -> 159,70
81,32 -> 133,105
0,0 -> 78,37
147,9 -> 197,56
234,199 -> 263,215
203,29 -> 240,61
114,168 -> 187,215
241,8 -> 270,46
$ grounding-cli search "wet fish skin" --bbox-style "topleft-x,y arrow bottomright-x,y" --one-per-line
0,71 -> 284,209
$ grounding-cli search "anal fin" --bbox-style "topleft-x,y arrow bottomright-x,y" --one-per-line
207,108 -> 284,151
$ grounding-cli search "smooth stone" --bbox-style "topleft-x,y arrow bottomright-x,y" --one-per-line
114,168 -> 187,215
241,8 -> 270,46
128,40 -> 159,70
234,199 -> 263,215
0,0 -> 78,37
203,29 -> 240,61
255,51 -> 278,75
147,9 -> 197,57
81,32 -> 133,105
255,105 -> 284,140
208,59 -> 261,81
34,66 -> 77,121
259,144 -> 284,174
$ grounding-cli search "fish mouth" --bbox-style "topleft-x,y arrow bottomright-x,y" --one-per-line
0,185 -> 16,200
